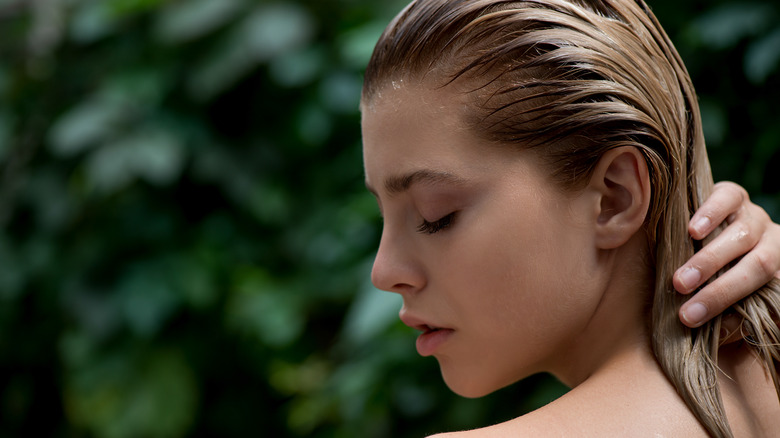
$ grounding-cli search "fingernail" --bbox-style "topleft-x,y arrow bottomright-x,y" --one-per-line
679,267 -> 701,291
682,302 -> 708,327
691,216 -> 711,236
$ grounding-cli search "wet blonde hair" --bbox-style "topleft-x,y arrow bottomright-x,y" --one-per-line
362,0 -> 780,436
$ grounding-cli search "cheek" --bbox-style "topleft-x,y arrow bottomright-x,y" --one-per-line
478,227 -> 567,337
436,210 -> 563,353
453,205 -> 597,355
425,191 -> 602,395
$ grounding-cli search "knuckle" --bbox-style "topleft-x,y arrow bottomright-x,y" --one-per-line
713,181 -> 731,191
754,250 -> 778,279
717,181 -> 748,202
758,208 -> 771,223
687,248 -> 716,274
696,248 -> 720,269
731,221 -> 753,244
750,202 -> 770,223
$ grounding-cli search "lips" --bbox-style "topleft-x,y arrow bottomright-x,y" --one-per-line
399,310 -> 445,332
399,310 -> 454,356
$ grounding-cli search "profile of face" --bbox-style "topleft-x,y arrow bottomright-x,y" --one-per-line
359,2 -> 780,435
362,81 -> 648,397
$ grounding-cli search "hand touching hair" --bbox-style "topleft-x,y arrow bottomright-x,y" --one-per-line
362,1 -> 780,436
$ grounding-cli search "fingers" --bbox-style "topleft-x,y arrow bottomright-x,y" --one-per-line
673,209 -> 763,294
679,235 -> 780,328
688,181 -> 747,240
677,181 -> 780,328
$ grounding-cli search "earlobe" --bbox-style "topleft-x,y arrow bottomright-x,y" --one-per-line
591,147 -> 651,249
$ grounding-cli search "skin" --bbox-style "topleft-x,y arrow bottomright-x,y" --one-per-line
364,84 -> 613,394
362,81 -> 780,436
675,182 -> 780,327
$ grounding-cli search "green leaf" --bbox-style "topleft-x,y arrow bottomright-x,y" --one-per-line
48,70 -> 168,159
295,103 -> 333,147
24,167 -> 74,232
84,125 -> 185,193
0,236 -> 25,300
690,3 -> 773,49
59,329 -> 96,369
340,276 -> 402,347
103,69 -> 170,109
154,0 -> 246,44
62,285 -> 123,341
116,261 -> 182,337
64,348 -> 198,438
69,0 -> 120,43
107,0 -> 165,15
745,27 -> 780,83
167,254 -> 219,310
394,381 -> 436,417
0,110 -> 13,163
48,97 -> 126,157
225,267 -> 305,348
269,45 -> 325,88
0,64 -> 9,98
337,21 -> 388,69
286,394 -> 336,436
187,3 -> 314,100
699,99 -> 727,148
269,357 -> 330,396
246,181 -> 292,225
319,71 -> 362,114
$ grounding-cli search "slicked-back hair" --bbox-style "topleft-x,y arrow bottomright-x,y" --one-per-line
362,1 -> 780,436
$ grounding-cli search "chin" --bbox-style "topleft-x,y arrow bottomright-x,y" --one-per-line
440,366 -> 505,398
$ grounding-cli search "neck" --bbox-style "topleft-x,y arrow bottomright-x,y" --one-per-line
548,231 -> 653,387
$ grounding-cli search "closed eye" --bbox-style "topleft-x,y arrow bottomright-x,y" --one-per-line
417,212 -> 456,234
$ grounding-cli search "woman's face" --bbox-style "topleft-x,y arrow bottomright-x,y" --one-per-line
361,82 -> 610,397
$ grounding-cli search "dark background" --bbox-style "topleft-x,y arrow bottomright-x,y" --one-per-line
0,0 -> 778,436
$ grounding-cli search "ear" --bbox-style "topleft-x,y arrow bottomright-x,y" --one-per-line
588,147 -> 651,249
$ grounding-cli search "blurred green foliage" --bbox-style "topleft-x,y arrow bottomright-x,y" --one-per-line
0,0 -> 777,437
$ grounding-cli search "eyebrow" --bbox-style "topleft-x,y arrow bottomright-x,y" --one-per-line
365,169 -> 467,197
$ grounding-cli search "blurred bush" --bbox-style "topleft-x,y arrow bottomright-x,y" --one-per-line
0,0 -> 777,437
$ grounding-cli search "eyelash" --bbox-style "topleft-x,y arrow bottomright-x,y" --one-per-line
417,212 -> 456,234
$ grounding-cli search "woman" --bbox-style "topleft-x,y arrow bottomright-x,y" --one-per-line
361,0 -> 780,436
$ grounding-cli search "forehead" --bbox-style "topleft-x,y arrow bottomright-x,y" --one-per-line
361,82 -> 470,176
362,78 -> 453,117
361,80 -> 476,152
360,81 -> 541,196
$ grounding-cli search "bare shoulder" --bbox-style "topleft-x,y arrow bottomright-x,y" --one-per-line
425,388 -> 705,437
426,353 -> 710,438
424,414 -> 559,438
424,404 -> 572,438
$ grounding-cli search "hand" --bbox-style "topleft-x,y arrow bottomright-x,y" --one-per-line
674,182 -> 780,328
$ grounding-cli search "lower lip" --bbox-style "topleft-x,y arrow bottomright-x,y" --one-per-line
416,329 -> 454,356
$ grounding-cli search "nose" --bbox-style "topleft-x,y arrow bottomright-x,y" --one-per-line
371,229 -> 425,295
